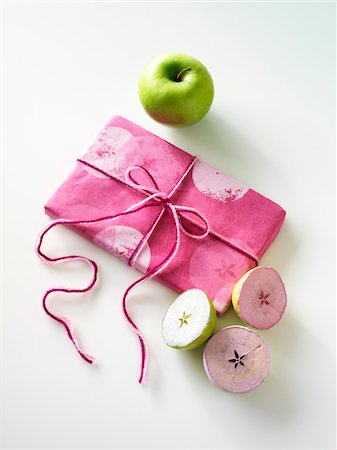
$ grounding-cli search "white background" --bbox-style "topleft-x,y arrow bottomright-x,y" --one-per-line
2,2 -> 336,450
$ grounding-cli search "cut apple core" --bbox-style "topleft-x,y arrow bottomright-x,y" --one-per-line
162,289 -> 215,349
203,326 -> 270,393
232,267 -> 287,330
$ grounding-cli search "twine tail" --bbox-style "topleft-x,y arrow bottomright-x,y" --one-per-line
41,257 -> 98,364
122,279 -> 149,384
35,201 -> 159,365
121,206 -> 184,385
36,220 -> 99,364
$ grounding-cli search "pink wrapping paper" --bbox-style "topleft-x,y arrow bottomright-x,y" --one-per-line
45,115 -> 285,314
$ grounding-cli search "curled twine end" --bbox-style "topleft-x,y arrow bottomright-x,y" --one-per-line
61,316 -> 95,364
138,336 -> 148,385
37,219 -> 100,368
56,314 -> 96,365
80,353 -> 95,364
121,291 -> 149,385
138,376 -> 146,385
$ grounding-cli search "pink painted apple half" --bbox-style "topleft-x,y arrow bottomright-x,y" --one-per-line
203,325 -> 270,393
232,267 -> 287,329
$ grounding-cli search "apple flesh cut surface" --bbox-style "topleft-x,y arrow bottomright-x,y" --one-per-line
232,266 -> 287,330
139,52 -> 214,127
203,326 -> 270,393
162,289 -> 216,350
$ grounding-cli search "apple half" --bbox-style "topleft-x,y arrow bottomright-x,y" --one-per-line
162,289 -> 216,350
203,325 -> 270,393
232,266 -> 287,330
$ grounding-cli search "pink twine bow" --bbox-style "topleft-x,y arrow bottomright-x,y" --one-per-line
36,157 -> 209,384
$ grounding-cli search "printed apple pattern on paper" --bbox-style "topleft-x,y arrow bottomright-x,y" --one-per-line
189,240 -> 252,313
129,135 -> 182,191
81,127 -> 182,193
192,160 -> 249,203
93,225 -> 151,273
82,126 -> 140,178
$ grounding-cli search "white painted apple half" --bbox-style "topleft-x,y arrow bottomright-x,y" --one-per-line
203,325 -> 270,393
162,289 -> 216,350
232,266 -> 287,330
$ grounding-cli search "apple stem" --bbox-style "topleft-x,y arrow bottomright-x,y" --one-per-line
175,67 -> 192,82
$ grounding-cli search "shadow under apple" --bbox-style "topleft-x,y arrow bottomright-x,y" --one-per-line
166,110 -> 278,192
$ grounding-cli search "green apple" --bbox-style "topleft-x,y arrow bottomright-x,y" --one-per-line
162,289 -> 217,350
138,52 -> 214,127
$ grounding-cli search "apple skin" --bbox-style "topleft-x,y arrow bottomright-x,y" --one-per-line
138,52 -> 214,127
232,269 -> 253,317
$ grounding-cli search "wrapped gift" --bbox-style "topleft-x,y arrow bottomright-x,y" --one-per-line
37,115 -> 285,383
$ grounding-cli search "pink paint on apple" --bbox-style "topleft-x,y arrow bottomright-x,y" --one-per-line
192,160 -> 249,203
234,267 -> 287,329
203,326 -> 270,393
